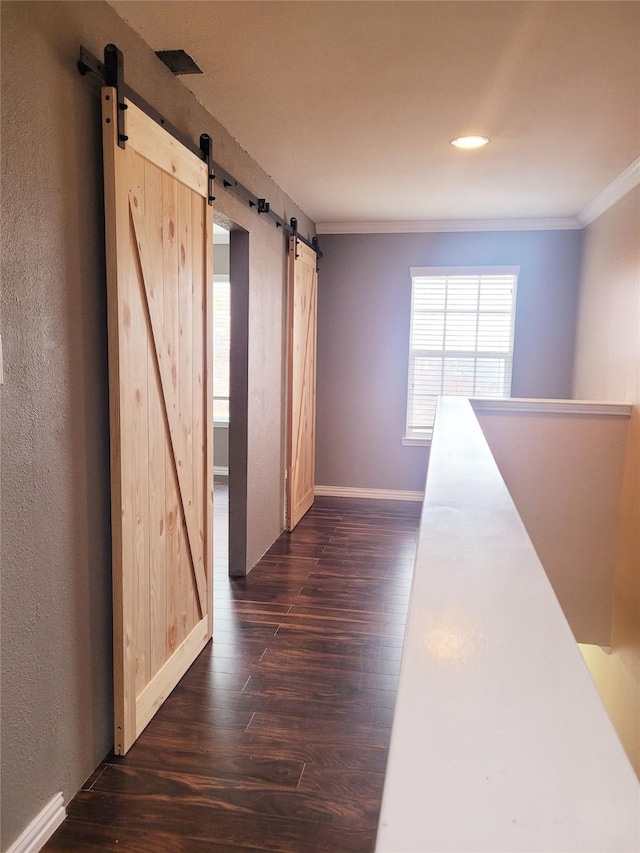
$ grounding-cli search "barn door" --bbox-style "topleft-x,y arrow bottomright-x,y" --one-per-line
286,237 -> 318,530
102,88 -> 213,754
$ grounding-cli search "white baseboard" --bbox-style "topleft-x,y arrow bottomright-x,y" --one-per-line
6,793 -> 66,853
315,485 -> 424,502
214,465 -> 229,476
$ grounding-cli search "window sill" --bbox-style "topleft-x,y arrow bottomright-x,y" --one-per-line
214,417 -> 230,427
402,436 -> 431,447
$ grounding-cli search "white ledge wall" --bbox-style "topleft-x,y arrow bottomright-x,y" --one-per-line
376,397 -> 639,853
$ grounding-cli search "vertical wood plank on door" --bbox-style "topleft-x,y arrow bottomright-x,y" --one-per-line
191,192 -> 205,626
177,183 -> 196,633
129,152 -> 151,698
204,201 -> 214,635
162,173 -> 181,655
144,157 -> 168,674
102,89 -> 137,753
120,167 -> 138,747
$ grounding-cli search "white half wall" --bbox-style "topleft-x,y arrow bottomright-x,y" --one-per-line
376,397 -> 639,853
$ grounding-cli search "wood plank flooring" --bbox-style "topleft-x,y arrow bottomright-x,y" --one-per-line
45,490 -> 420,852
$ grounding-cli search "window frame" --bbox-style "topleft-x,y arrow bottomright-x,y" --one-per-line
404,265 -> 519,444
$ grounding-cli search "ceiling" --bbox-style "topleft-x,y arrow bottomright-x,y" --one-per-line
109,1 -> 640,226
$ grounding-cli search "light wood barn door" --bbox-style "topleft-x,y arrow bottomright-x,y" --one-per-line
102,88 -> 213,754
286,238 -> 318,530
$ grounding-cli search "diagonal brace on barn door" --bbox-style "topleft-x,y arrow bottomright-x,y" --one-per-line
128,191 -> 208,618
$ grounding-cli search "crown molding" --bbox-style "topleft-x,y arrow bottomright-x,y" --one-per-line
578,157 -> 640,226
316,218 -> 581,235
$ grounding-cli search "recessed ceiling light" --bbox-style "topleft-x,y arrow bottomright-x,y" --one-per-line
450,136 -> 490,150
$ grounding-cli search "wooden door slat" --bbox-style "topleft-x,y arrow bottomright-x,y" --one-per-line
177,182 -> 197,634
203,202 -> 214,638
161,172 -> 181,655
191,192 -> 206,636
144,157 -> 169,673
128,152 -> 152,697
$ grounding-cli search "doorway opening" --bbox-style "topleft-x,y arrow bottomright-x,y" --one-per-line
213,222 -> 250,578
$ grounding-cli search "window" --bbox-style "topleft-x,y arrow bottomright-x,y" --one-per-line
213,276 -> 230,422
405,266 -> 518,441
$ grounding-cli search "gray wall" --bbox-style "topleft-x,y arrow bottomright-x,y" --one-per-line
0,2 -> 314,848
214,242 -> 230,277
316,230 -> 583,492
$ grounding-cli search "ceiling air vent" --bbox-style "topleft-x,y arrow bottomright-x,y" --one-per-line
155,50 -> 203,75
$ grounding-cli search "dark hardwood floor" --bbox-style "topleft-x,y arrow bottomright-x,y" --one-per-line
45,488 -> 420,852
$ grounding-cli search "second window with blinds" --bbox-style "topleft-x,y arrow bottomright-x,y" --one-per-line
405,266 -> 519,442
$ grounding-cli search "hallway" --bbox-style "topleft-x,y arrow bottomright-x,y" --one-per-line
44,495 -> 420,852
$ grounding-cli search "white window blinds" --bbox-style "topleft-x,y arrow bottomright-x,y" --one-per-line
406,267 -> 518,439
213,277 -> 230,422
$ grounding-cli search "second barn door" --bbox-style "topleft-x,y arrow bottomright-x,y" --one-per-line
102,87 -> 213,754
286,237 -> 318,530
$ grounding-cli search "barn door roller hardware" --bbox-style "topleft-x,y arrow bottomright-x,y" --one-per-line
103,44 -> 127,148
78,44 -> 320,255
289,220 -> 319,271
199,134 -> 215,205
290,217 -> 301,260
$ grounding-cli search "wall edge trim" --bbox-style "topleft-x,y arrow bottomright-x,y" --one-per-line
578,157 -> 640,226
315,486 -> 424,502
6,793 -> 66,853
315,218 -> 582,234
469,398 -> 632,417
